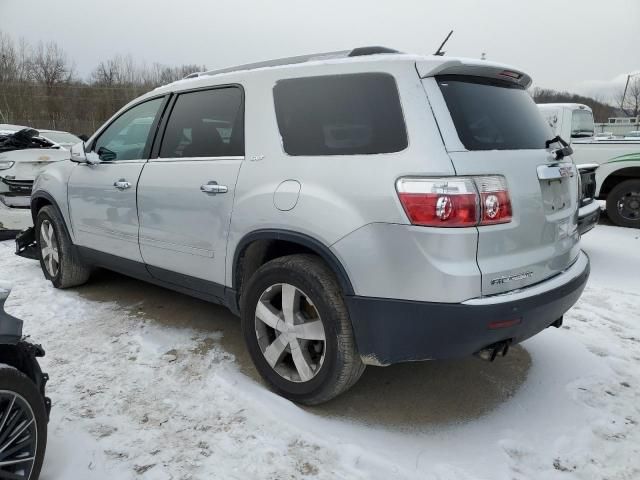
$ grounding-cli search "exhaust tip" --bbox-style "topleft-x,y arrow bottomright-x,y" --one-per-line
475,340 -> 512,362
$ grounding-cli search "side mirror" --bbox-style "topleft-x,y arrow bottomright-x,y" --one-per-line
78,134 -> 89,142
70,142 -> 100,165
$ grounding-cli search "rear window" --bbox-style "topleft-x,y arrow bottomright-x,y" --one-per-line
437,75 -> 550,150
273,73 -> 407,156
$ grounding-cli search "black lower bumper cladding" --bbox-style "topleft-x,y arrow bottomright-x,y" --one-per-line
347,256 -> 590,366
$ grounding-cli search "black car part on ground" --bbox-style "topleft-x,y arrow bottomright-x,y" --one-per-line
0,285 -> 50,418
0,128 -> 55,153
15,227 -> 38,259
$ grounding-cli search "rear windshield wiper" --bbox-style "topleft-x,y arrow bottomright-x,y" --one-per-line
545,135 -> 574,160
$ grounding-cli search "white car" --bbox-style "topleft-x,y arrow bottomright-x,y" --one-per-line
0,125 -> 70,208
38,130 -> 82,150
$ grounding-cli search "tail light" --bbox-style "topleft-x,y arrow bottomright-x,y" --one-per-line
475,176 -> 512,225
396,176 -> 512,227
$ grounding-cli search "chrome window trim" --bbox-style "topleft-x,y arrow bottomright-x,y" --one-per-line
148,156 -> 244,163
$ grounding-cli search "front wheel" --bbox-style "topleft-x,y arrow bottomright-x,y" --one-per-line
606,179 -> 640,228
241,255 -> 365,405
35,205 -> 91,288
0,365 -> 48,480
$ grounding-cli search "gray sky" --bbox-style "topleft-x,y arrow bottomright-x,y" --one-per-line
1,0 -> 638,99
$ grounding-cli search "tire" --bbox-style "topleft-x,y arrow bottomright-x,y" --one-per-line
240,254 -> 365,405
35,205 -> 91,288
606,179 -> 640,228
0,364 -> 47,480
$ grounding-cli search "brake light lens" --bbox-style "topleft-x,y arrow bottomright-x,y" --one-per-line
475,176 -> 512,225
396,178 -> 478,227
396,176 -> 512,227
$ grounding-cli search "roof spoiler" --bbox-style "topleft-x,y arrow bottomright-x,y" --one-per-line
416,58 -> 532,88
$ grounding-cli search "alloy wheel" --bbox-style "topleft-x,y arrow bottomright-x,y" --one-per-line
254,283 -> 326,383
0,391 -> 38,479
40,220 -> 59,277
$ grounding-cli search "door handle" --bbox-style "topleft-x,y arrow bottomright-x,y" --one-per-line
114,179 -> 131,190
200,181 -> 228,195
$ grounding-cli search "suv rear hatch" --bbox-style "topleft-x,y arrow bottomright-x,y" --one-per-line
419,65 -> 580,296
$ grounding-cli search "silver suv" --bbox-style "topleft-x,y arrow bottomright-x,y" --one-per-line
25,47 -> 589,404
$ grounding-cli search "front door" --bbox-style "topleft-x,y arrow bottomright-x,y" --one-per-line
137,86 -> 244,296
68,97 -> 165,261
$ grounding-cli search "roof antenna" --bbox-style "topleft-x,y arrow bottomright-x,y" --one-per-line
434,30 -> 453,56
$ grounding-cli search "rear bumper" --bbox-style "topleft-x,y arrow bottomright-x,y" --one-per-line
577,201 -> 600,235
346,251 -> 590,366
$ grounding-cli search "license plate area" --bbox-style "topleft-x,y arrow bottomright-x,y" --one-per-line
540,177 -> 572,213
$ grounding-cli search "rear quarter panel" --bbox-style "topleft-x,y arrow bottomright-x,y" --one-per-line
225,61 -> 457,288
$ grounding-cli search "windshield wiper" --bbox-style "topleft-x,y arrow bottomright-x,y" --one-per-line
545,135 -> 574,160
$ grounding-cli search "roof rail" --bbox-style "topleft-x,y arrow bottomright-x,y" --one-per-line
198,46 -> 401,78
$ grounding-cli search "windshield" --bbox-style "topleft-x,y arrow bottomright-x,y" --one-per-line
437,75 -> 550,150
42,131 -> 81,145
571,109 -> 595,138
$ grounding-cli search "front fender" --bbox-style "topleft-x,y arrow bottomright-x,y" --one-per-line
30,160 -> 76,242
596,155 -> 640,197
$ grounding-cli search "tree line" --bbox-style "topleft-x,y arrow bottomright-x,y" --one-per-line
0,31 -> 204,135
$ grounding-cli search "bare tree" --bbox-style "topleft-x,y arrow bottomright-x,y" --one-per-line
616,76 -> 640,118
30,41 -> 73,90
0,32 -> 18,83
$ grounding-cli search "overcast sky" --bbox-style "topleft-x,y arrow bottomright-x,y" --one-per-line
1,0 -> 638,99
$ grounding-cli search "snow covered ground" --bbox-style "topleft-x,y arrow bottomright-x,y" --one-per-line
0,224 -> 638,479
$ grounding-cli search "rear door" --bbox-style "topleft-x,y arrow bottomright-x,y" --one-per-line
137,86 -> 244,296
423,75 -> 580,296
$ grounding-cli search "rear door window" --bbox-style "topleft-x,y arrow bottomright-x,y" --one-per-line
437,75 -> 550,150
159,87 -> 244,158
273,73 -> 407,156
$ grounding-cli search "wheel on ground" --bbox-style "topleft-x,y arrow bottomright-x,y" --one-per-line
241,254 -> 365,405
35,205 -> 91,288
0,365 -> 47,480
606,179 -> 640,228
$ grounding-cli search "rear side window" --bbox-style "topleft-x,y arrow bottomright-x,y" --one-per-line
160,87 -> 244,158
437,75 -> 550,150
273,73 -> 407,156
